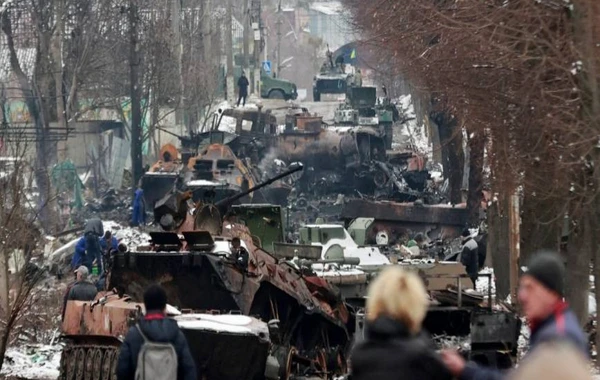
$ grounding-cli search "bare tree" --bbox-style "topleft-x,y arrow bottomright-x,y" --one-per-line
0,136 -> 47,371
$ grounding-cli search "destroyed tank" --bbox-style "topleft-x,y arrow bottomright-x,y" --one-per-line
140,143 -> 183,207
184,143 -> 260,204
61,165 -> 351,380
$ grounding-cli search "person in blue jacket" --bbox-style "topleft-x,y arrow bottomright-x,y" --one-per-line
71,232 -> 103,273
441,251 -> 588,380
132,185 -> 146,227
100,230 -> 119,253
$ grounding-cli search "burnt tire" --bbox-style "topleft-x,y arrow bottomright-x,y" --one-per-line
268,89 -> 285,99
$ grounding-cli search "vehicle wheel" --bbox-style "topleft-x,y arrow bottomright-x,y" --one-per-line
269,89 -> 285,99
313,91 -> 321,102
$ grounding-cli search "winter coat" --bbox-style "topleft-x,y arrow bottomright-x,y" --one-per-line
132,188 -> 146,226
67,280 -> 98,302
99,236 -> 119,253
117,312 -> 197,380
350,316 -> 452,380
460,302 -> 588,380
71,237 -> 87,269
71,234 -> 103,272
460,238 -> 479,279
237,76 -> 250,95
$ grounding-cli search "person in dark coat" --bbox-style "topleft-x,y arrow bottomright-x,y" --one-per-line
67,266 -> 98,302
442,251 -> 589,380
230,237 -> 249,271
459,229 -> 479,289
237,72 -> 250,107
117,284 -> 196,380
350,266 -> 452,380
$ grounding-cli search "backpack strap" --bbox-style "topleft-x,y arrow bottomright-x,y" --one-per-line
135,323 -> 150,343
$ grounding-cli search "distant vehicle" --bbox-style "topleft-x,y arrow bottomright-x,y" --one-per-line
233,67 -> 298,100
312,50 -> 350,101
260,70 -> 298,100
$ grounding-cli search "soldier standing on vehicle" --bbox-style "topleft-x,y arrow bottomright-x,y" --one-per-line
237,72 -> 250,107
117,284 -> 196,380
354,69 -> 363,87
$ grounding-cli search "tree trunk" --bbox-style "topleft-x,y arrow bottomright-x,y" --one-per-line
488,196 -> 511,301
1,12 -> 55,231
129,0 -> 143,191
226,0 -> 234,103
52,0 -> 67,161
565,214 -> 591,325
466,129 -> 484,226
431,110 -> 464,205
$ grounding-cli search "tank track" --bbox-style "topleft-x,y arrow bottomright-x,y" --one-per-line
58,344 -> 120,380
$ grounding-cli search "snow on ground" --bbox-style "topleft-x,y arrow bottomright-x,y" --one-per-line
1,344 -> 62,379
102,221 -> 151,250
476,267 -> 495,298
393,94 -> 431,156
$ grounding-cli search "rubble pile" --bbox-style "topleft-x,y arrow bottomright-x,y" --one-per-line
1,344 -> 62,380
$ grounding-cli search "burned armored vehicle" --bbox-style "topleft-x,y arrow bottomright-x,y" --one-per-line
60,166 -> 352,380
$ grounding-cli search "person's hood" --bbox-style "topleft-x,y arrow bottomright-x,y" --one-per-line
138,314 -> 180,343
366,316 -> 411,340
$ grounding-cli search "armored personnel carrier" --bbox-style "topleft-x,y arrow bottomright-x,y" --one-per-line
61,166 -> 351,380
312,51 -> 350,102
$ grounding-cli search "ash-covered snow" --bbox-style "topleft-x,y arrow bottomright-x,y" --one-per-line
393,94 -> 431,156
433,335 -> 471,352
1,344 -> 62,379
103,221 -> 151,250
476,267 -> 495,298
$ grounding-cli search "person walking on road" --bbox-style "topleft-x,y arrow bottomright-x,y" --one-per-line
350,266 -> 452,380
442,251 -> 588,380
237,72 -> 250,107
117,284 -> 196,380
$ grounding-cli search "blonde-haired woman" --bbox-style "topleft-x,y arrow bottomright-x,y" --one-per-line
350,266 -> 452,380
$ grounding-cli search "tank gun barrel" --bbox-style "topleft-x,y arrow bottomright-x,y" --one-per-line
216,164 -> 303,209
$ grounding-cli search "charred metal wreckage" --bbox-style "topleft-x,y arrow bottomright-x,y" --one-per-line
60,91 -> 519,379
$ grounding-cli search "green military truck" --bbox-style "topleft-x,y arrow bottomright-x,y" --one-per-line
233,67 -> 298,100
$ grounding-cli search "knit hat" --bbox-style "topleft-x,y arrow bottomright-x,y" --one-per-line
524,251 -> 565,297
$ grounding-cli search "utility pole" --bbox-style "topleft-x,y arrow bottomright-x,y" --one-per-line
243,0 -> 250,72
129,0 -> 143,191
276,0 -> 282,76
225,0 -> 234,103
251,0 -> 262,96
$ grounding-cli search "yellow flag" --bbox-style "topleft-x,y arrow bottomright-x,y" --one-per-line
350,49 -> 356,59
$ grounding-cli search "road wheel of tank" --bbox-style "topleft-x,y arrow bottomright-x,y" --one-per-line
109,349 -> 119,380
64,348 -> 77,380
74,348 -> 86,380
101,349 -> 113,380
84,348 -> 94,380
269,89 -> 285,99
91,349 -> 103,380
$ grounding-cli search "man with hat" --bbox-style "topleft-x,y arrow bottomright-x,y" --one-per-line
441,251 -> 588,379
62,266 -> 98,320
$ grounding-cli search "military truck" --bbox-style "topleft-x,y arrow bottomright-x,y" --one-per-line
233,67 -> 298,100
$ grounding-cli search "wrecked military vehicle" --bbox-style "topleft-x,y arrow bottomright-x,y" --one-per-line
61,166 -> 352,380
